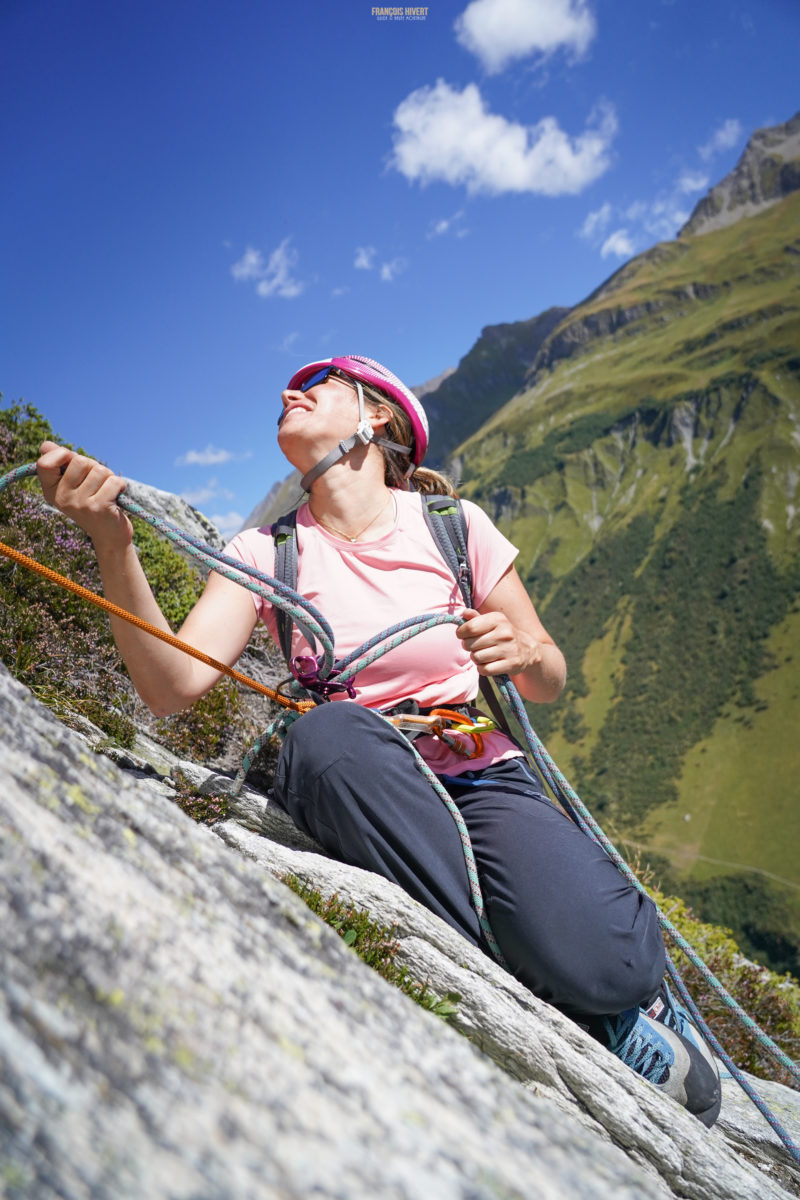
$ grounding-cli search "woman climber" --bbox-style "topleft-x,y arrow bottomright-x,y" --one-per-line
37,354 -> 720,1125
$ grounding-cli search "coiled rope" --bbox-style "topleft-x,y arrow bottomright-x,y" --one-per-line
1,460 -> 798,1162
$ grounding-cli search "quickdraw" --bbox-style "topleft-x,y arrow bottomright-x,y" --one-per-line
385,708 -> 494,759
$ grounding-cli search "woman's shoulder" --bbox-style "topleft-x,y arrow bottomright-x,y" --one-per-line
223,522 -> 276,570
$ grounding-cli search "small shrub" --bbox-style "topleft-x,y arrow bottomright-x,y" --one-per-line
156,678 -> 248,762
654,888 -> 800,1089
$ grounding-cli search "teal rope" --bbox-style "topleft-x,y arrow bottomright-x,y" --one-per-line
497,675 -> 800,1163
336,614 -> 462,683
499,678 -> 800,1083
0,464 -> 337,674
665,959 -> 800,1157
5,460 -> 799,1161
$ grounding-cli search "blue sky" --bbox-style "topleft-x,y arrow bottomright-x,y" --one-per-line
2,0 -> 798,534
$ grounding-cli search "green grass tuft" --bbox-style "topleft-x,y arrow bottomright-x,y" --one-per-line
283,875 -> 461,1022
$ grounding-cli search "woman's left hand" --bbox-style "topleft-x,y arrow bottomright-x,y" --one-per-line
457,607 -> 540,678
454,567 -> 566,702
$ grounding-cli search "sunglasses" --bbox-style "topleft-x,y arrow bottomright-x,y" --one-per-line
278,367 -> 356,426
299,366 -> 337,391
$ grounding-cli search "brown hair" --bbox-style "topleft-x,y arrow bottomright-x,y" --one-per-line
359,381 -> 458,498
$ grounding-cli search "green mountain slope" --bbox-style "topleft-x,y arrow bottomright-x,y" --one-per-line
455,191 -> 800,975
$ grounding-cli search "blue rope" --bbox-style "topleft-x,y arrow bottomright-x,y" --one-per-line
4,460 -> 799,1163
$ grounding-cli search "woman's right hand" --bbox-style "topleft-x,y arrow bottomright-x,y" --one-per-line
36,441 -> 133,550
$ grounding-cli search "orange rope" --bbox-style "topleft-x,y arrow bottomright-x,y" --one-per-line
0,538 -> 314,713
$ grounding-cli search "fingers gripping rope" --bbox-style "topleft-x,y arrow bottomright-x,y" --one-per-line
3,461 -> 799,1161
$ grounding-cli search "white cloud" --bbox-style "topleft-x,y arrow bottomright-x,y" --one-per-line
579,201 -> 612,239
211,511 -> 245,538
354,245 -> 377,270
698,117 -> 743,162
600,228 -> 635,259
454,0 -> 596,74
230,246 -> 264,282
331,286 -> 349,297
230,237 -> 303,299
677,168 -> 709,194
427,209 -> 467,239
175,445 -> 252,467
578,153 -> 713,262
180,478 -> 235,508
644,196 -> 689,240
391,81 -> 617,196
380,257 -> 408,282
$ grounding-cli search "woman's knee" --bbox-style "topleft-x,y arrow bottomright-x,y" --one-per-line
565,897 -> 666,1016
497,890 -> 665,1017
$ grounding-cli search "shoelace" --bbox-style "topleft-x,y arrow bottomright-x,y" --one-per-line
620,1027 -> 670,1085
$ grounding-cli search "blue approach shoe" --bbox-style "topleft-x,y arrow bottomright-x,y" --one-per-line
602,989 -> 721,1127
642,981 -> 722,1126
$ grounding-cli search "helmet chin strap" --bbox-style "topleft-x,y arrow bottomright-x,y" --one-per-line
300,380 -> 411,493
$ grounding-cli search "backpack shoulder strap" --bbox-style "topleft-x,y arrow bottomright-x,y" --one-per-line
271,508 -> 300,668
422,494 -> 512,735
421,494 -> 473,608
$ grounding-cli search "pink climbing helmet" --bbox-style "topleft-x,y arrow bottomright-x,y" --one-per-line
286,355 -> 429,466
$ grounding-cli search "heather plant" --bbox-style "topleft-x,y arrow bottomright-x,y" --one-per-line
0,397 -> 58,467
0,396 -> 269,762
156,677 -> 251,762
0,411 -> 136,745
654,888 -> 800,1089
131,516 -> 204,629
171,770 -> 230,825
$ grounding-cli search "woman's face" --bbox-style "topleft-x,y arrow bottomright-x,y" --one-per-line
277,373 -> 388,469
278,373 -> 356,449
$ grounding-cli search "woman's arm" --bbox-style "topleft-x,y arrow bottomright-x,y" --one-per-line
37,442 -> 257,715
456,564 -> 566,703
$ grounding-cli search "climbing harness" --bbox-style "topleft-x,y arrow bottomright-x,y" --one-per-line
272,494 -> 512,735
1,459 -> 798,1163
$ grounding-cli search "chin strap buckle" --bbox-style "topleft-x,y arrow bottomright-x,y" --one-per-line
354,419 -> 374,446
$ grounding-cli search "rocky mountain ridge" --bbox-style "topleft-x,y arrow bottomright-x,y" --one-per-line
680,110 -> 800,238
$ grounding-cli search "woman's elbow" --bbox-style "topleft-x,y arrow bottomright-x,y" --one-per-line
138,685 -> 199,719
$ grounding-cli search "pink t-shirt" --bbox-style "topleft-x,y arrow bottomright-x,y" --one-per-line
225,489 -> 522,774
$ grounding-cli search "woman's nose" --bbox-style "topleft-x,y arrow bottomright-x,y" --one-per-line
278,388 -> 303,427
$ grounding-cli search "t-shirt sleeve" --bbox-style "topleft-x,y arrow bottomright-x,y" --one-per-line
222,526 -> 276,623
461,499 -> 519,608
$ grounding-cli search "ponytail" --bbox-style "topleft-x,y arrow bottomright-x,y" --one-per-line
406,465 -> 458,497
360,385 -> 458,498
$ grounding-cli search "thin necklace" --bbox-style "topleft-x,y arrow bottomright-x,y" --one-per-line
311,491 -> 393,543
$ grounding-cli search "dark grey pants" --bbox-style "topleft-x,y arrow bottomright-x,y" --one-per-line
273,702 -> 665,1025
